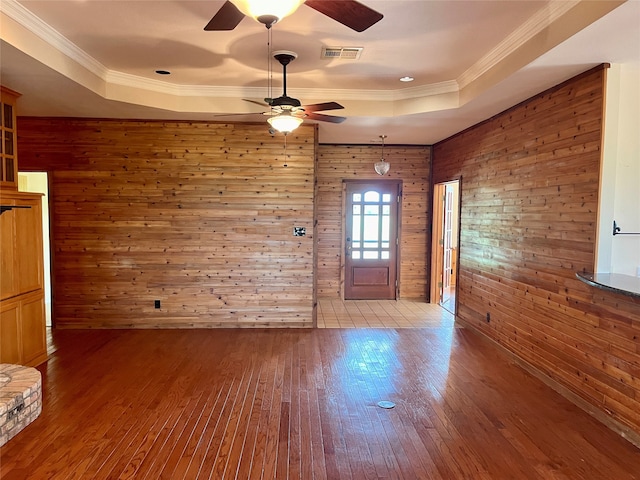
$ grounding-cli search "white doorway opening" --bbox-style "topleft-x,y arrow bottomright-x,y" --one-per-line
18,172 -> 52,327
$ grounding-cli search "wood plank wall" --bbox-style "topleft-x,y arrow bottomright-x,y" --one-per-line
433,66 -> 640,439
316,145 -> 431,298
17,119 -> 317,328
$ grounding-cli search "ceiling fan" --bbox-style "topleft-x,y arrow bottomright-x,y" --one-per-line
244,50 -> 347,134
205,0 -> 383,32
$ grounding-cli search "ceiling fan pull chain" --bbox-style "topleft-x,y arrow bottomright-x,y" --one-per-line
283,134 -> 288,168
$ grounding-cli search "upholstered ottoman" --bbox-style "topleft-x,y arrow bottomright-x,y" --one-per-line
0,364 -> 42,447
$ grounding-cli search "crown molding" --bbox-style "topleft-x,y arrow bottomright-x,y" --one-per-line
1,0 -> 108,78
105,70 -> 271,99
457,0 -> 580,89
288,80 -> 460,102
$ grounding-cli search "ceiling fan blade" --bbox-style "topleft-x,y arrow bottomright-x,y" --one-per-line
204,1 -> 245,31
243,99 -> 271,108
304,112 -> 347,124
304,0 -> 383,32
211,112 -> 258,117
302,101 -> 344,113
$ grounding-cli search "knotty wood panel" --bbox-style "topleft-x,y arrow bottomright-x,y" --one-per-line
18,119 -> 316,328
2,328 -> 639,478
433,66 -> 640,439
316,145 -> 431,299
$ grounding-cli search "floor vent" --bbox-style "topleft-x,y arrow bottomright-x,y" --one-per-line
321,46 -> 364,60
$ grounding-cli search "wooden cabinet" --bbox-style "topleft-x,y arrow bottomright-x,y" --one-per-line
1,291 -> 45,366
1,87 -> 19,190
0,192 -> 46,367
0,86 -> 47,367
0,302 -> 21,364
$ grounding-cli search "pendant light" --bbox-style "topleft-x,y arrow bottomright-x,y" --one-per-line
374,135 -> 390,175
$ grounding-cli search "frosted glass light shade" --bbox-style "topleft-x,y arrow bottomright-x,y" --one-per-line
267,112 -> 303,134
230,0 -> 304,23
374,159 -> 390,175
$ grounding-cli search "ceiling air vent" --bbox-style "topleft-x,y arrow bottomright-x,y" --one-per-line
321,46 -> 364,60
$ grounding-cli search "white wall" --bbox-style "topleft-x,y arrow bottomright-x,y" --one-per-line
18,171 -> 52,325
597,64 -> 640,276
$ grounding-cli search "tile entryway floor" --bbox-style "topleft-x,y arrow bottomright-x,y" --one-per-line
317,299 -> 456,328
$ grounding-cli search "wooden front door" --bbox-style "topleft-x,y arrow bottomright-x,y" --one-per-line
344,181 -> 400,300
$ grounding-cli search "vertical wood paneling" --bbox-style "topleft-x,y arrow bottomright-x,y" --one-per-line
17,119 -> 316,328
433,66 -> 640,438
316,145 -> 431,299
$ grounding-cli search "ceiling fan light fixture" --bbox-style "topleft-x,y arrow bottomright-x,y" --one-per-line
267,111 -> 303,135
230,0 -> 304,26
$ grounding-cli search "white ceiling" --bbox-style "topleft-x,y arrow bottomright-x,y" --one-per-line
1,0 -> 639,145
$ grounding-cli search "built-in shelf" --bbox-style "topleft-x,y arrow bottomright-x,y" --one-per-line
576,272 -> 640,299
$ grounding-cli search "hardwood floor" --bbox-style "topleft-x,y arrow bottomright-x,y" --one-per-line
2,325 -> 639,479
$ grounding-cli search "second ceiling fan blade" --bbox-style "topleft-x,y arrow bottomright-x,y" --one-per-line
304,0 -> 383,32
303,101 -> 344,113
204,1 -> 245,31
304,112 -> 347,124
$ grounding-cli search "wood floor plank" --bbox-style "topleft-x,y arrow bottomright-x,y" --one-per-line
181,372 -> 241,479
232,359 -> 269,479
261,344 -> 286,480
156,392 -> 210,480
1,323 -> 639,480
245,346 -> 277,479
215,364 -> 261,479
137,392 -> 206,480
170,373 -> 232,478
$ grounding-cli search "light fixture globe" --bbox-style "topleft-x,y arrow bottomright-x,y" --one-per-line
374,159 -> 390,176
230,0 -> 304,27
267,111 -> 303,135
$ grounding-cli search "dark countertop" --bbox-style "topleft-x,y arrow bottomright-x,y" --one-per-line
576,272 -> 640,299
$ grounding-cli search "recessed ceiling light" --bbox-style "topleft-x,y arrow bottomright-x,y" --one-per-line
155,70 -> 171,75
400,76 -> 414,82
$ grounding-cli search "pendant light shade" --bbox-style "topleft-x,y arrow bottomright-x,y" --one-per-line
374,135 -> 390,175
267,111 -> 303,135
374,159 -> 390,176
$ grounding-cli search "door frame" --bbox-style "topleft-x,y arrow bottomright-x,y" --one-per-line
430,178 -> 461,314
341,179 -> 402,300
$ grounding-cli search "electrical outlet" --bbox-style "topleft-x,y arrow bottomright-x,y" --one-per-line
155,300 -> 161,309
486,312 -> 491,322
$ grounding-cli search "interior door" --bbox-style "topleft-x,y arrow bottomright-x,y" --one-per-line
344,181 -> 400,300
442,185 -> 454,303
430,180 -> 460,314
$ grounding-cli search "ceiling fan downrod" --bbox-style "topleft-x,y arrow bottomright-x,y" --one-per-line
271,51 -> 301,109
